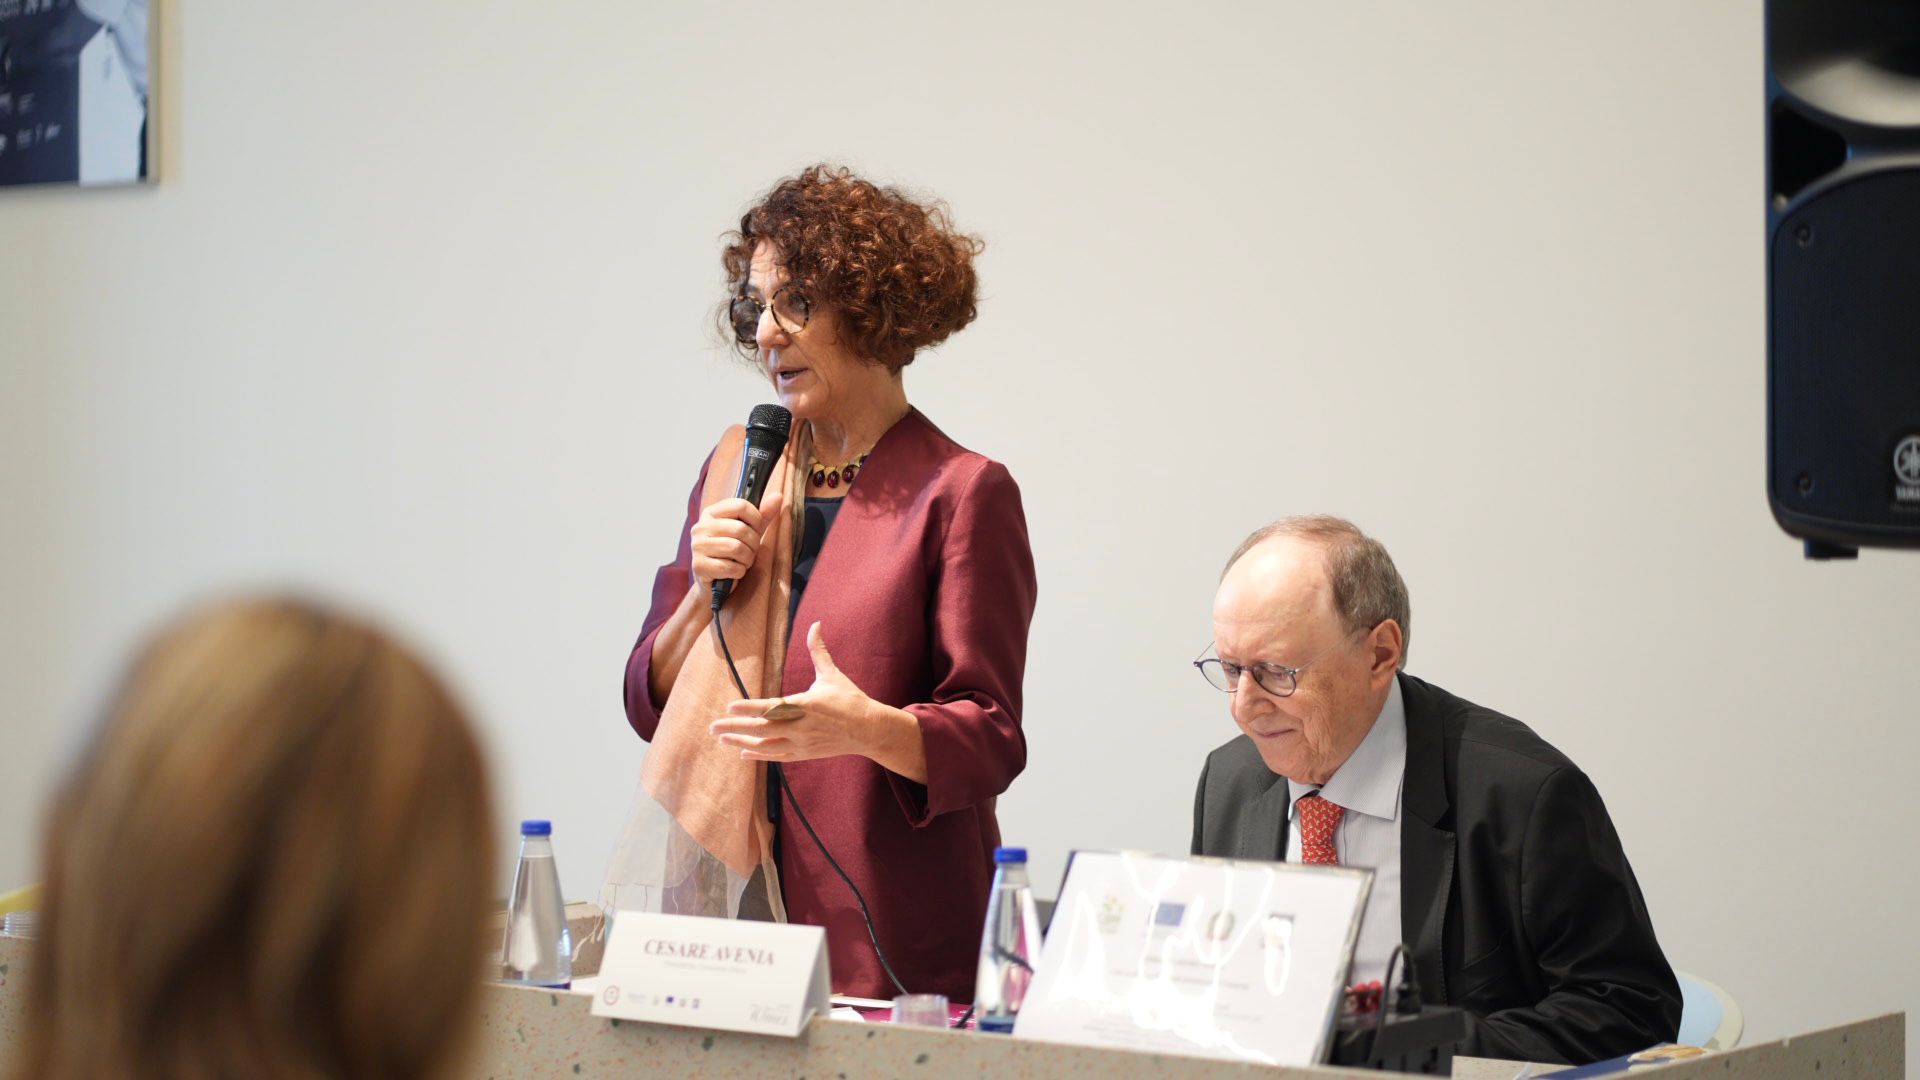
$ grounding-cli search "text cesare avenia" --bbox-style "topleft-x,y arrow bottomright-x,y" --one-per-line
643,939 -> 776,965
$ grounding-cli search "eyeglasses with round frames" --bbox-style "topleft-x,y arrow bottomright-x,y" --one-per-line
1193,627 -> 1370,698
729,285 -> 812,344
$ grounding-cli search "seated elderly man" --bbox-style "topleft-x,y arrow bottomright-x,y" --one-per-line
1190,516 -> 1679,1065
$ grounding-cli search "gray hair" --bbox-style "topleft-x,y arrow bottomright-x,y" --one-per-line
1222,516 -> 1411,670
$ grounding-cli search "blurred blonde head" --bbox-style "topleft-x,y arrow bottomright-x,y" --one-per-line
14,596 -> 497,1080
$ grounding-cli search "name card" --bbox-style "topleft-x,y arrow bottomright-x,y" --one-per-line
1014,850 -> 1371,1067
589,911 -> 830,1037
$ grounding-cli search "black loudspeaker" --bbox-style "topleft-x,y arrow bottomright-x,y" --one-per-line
1767,0 -> 1920,559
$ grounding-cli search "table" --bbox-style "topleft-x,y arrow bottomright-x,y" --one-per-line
0,931 -> 1903,1078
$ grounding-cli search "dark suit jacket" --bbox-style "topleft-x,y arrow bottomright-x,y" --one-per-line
1191,673 -> 1680,1064
625,408 -> 1038,1001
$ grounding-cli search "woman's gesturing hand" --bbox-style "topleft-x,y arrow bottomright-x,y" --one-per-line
689,488 -> 786,592
710,622 -> 928,782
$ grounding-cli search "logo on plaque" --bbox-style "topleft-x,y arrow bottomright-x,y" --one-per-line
1896,435 -> 1920,504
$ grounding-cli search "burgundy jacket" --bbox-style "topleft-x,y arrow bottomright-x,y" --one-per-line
623,408 -> 1038,1000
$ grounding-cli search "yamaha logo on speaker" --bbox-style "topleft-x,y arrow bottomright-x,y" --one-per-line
1895,435 -> 1920,505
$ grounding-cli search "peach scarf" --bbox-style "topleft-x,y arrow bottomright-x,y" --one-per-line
600,422 -> 809,921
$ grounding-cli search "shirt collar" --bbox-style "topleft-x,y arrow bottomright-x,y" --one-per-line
1287,675 -> 1407,823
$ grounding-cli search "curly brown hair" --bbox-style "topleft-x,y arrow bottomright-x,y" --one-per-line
720,164 -> 983,370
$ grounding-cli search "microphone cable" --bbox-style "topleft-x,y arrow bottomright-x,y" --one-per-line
1365,943 -> 1417,1069
710,612 -> 912,999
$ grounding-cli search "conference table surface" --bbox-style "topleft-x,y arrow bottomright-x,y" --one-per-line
0,932 -> 1903,1078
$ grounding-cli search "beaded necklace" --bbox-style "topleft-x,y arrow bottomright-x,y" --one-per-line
808,452 -> 870,491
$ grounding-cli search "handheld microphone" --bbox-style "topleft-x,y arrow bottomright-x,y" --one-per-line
711,403 -> 793,612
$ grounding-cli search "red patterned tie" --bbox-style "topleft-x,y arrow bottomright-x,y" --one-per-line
1296,792 -> 1344,865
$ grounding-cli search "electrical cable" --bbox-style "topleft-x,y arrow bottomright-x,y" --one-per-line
1366,942 -> 1416,1068
711,616 -> 912,999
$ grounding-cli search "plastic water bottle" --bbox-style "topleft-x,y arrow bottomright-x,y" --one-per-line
975,845 -> 1043,1033
500,819 -> 572,988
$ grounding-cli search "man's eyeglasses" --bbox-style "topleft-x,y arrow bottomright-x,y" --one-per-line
729,285 -> 812,344
1193,627 -> 1368,698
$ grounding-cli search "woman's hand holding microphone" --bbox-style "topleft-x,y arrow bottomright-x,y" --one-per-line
690,489 -> 785,593
649,488 -> 785,708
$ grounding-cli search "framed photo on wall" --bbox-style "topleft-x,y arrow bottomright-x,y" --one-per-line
0,0 -> 152,188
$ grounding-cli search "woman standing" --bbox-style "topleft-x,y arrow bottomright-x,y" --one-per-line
620,165 -> 1036,1002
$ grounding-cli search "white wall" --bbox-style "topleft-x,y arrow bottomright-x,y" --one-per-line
3,0 -> 1915,1066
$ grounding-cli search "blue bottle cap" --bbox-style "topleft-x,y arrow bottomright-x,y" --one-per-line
994,846 -> 1027,864
520,819 -> 552,837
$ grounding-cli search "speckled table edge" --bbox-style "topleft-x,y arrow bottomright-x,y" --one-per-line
470,980 -> 1903,1080
1,934 -> 1902,1079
